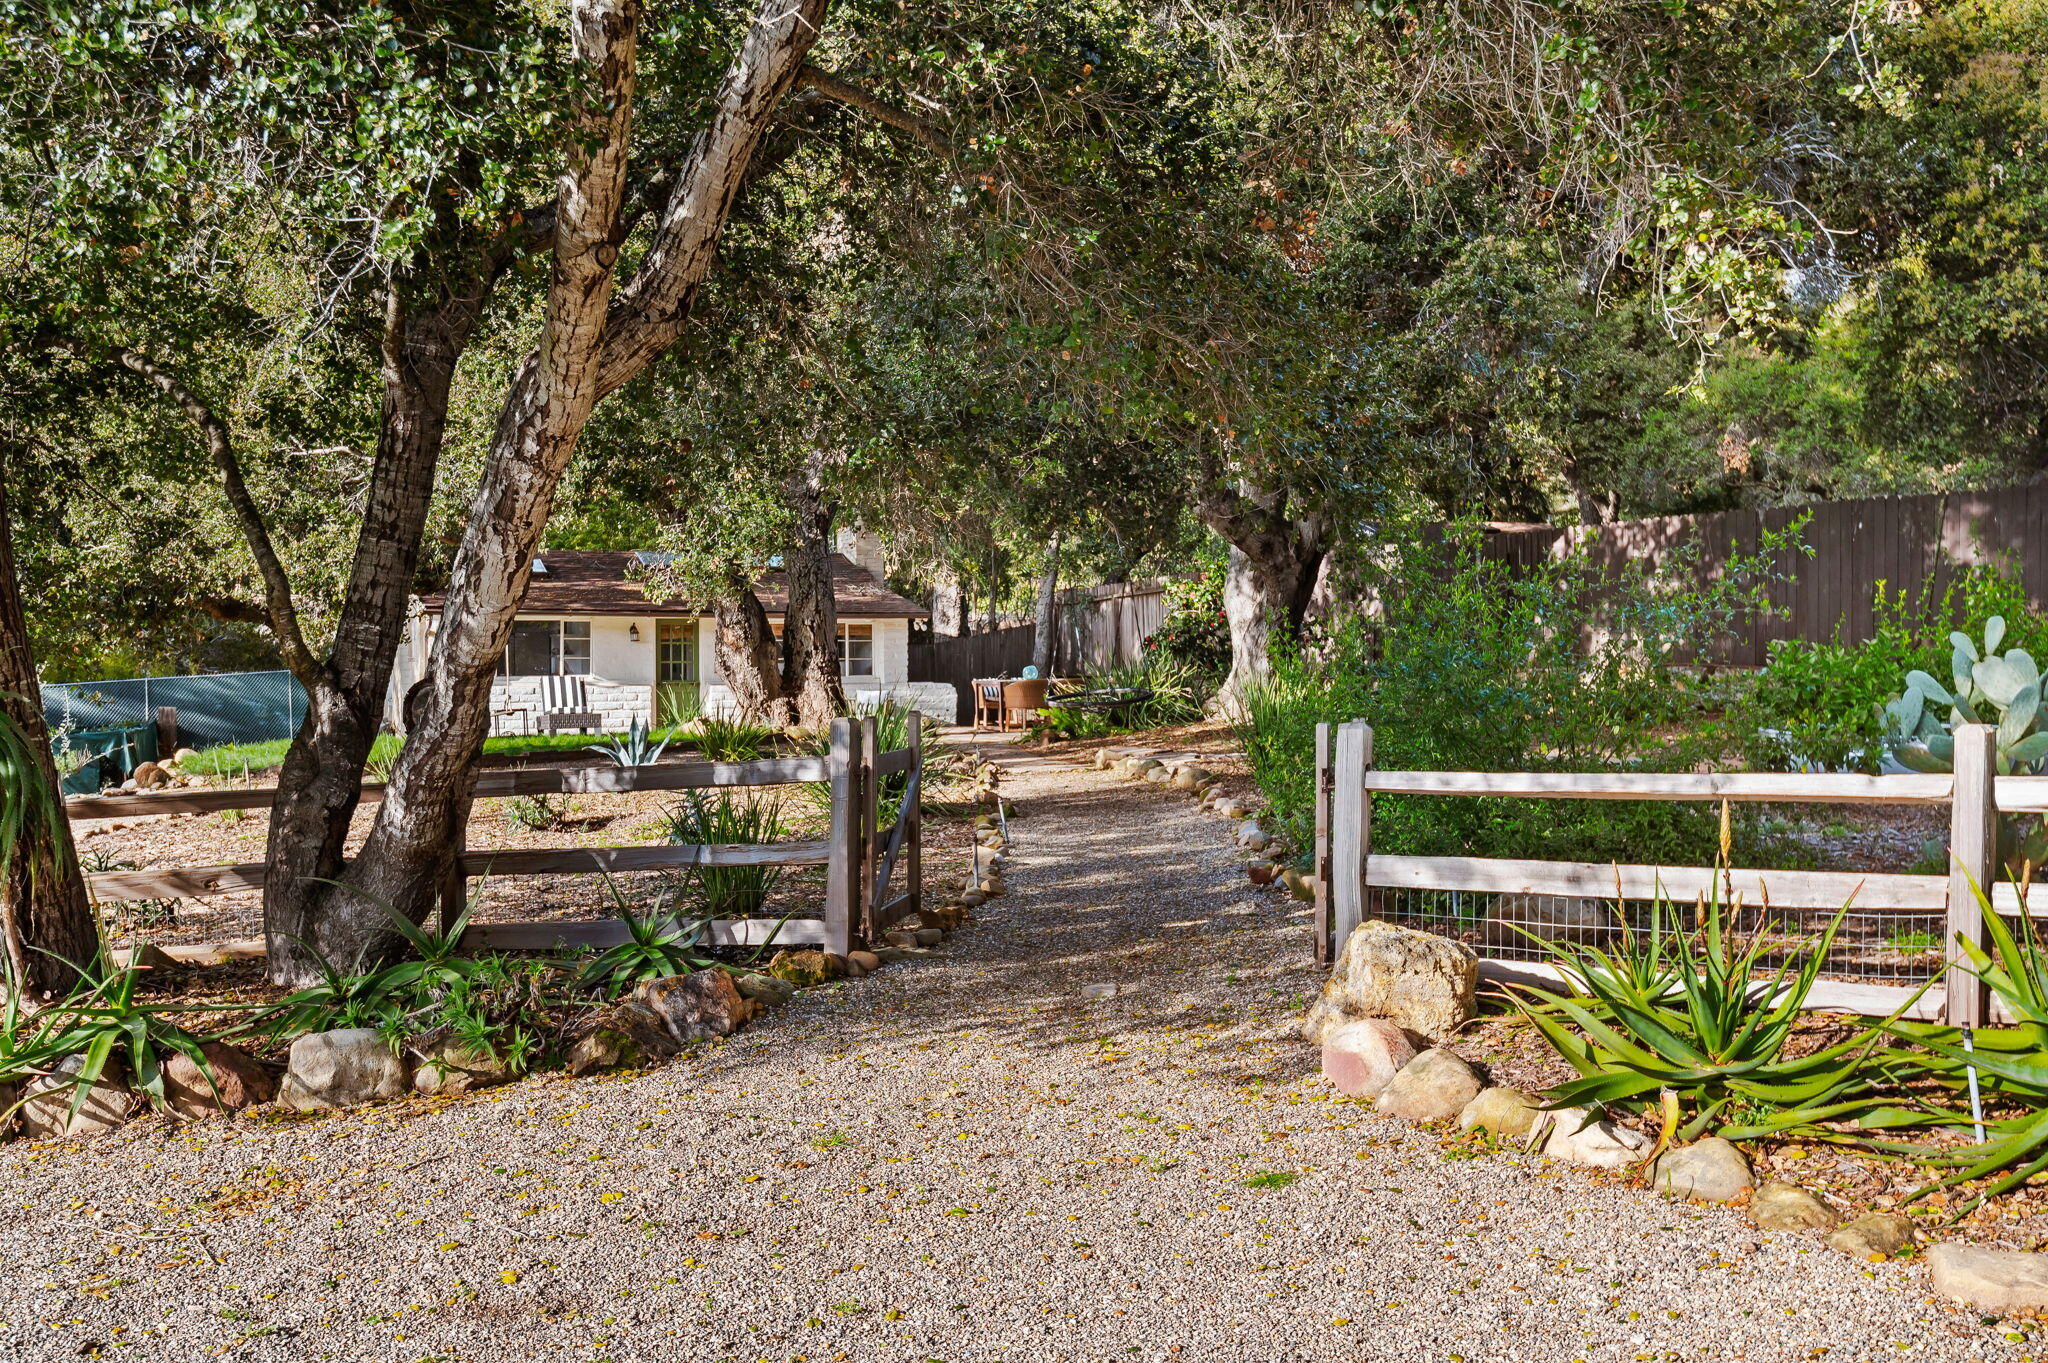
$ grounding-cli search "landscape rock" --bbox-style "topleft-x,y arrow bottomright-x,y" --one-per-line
767,949 -> 840,987
279,1029 -> 408,1111
19,1055 -> 140,1138
734,973 -> 796,1006
1535,1106 -> 1652,1169
411,1043 -> 517,1096
1376,1048 -> 1483,1123
846,949 -> 882,974
131,760 -> 170,789
1458,1086 -> 1543,1138
566,1027 -> 634,1076
1654,1137 -> 1754,1203
1486,895 -> 1618,946
1749,1181 -> 1840,1232
1826,1212 -> 1915,1260
1302,919 -> 1479,1043
873,947 -> 912,964
961,891 -> 988,907
163,1042 -> 276,1118
882,930 -> 918,949
633,972 -> 756,1043
1280,868 -> 1315,902
1926,1243 -> 2048,1313
1320,1019 -> 1420,1100
914,927 -> 944,946
124,941 -> 182,976
171,747 -> 200,765
1170,769 -> 1203,792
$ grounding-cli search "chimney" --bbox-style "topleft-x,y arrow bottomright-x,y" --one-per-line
835,525 -> 888,579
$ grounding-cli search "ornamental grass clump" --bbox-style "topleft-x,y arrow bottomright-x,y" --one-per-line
1511,887 -> 1910,1143
660,791 -> 784,915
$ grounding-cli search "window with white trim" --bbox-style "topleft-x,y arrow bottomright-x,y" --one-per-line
838,622 -> 874,678
501,620 -> 591,676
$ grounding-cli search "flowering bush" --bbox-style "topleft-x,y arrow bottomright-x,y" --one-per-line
1144,567 -> 1229,675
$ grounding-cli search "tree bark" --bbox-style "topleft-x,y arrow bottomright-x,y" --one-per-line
780,455 -> 844,726
0,442 -> 96,1002
1194,461 -> 1330,716
263,301 -> 466,979
1030,533 -> 1062,676
322,0 -> 828,969
930,567 -> 965,637
713,587 -> 790,724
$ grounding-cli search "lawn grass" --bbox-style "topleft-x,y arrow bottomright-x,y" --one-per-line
179,727 -> 702,778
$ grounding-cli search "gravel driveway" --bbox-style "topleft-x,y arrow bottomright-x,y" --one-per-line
0,749 -> 2027,1362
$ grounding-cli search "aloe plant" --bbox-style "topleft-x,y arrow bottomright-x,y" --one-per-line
1512,889 -> 1910,1142
1883,614 -> 2048,873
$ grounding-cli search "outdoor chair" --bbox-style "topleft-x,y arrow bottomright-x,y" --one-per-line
1001,678 -> 1049,730
536,676 -> 597,735
972,678 -> 1006,731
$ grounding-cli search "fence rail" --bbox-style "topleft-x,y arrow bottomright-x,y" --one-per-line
1315,719 -> 2026,1025
69,716 -> 917,959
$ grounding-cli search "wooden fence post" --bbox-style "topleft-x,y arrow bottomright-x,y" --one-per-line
1329,721 -> 1374,954
1313,722 -> 1332,966
1946,722 -> 1997,1027
155,706 -> 178,755
824,718 -> 859,958
905,713 -> 923,917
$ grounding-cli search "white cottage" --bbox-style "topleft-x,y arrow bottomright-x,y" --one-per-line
391,548 -> 952,735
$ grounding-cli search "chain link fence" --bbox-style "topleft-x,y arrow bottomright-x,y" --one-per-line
41,670 -> 308,752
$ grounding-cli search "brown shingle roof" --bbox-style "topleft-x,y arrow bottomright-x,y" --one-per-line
416,550 -> 929,619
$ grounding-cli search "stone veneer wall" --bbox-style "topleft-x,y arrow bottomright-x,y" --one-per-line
701,681 -> 958,725
486,676 -> 653,736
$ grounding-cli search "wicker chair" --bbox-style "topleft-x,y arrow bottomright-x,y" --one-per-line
1001,678 -> 1049,730
971,678 -> 1006,732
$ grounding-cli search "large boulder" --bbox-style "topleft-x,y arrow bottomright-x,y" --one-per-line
1652,1137 -> 1754,1203
1926,1244 -> 2048,1313
164,1042 -> 276,1119
1303,920 -> 1478,1044
1458,1087 -> 1543,1139
1534,1105 -> 1651,1169
1320,1019 -> 1421,1100
279,1028 -> 409,1111
19,1055 -> 139,1138
1376,1048 -> 1484,1123
632,972 -> 757,1045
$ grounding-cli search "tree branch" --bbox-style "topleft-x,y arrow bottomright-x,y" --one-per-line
105,348 -> 323,686
797,64 -> 952,157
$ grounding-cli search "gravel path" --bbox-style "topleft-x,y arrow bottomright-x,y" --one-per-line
0,750 -> 2029,1362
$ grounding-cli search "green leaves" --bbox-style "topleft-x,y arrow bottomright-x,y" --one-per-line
1511,890 -> 1909,1143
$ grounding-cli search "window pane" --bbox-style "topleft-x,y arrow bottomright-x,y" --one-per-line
841,622 -> 873,678
656,619 -> 697,682
561,621 -> 591,675
506,621 -> 558,676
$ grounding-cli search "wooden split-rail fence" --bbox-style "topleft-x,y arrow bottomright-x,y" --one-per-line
1314,720 -> 2037,1026
67,715 -> 920,960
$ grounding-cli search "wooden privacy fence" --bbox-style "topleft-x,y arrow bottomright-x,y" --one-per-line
1475,482 -> 2048,667
908,578 -> 1177,721
68,715 -> 921,959
1312,720 -> 2034,1025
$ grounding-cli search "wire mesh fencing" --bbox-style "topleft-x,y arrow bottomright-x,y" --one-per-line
42,670 -> 308,751
1364,885 -> 1950,988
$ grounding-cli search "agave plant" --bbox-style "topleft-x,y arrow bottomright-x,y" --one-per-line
1512,889 -> 1909,1142
588,717 -> 672,768
1884,615 -> 2048,873
1874,880 -> 2048,1216
659,791 -> 784,915
260,891 -> 487,1034
576,879 -> 718,996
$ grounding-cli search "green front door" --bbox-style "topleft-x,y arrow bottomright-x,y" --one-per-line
655,619 -> 700,725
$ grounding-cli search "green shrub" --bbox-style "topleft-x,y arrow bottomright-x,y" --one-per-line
659,791 -> 785,915
1143,564 -> 1230,675
1235,526 -> 1790,864
694,717 -> 776,762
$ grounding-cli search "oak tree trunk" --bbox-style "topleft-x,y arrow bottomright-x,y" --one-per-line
264,310 -> 463,979
320,0 -> 828,969
0,445 -> 96,1001
1195,468 -> 1329,718
1030,533 -> 1061,676
713,588 -> 791,724
780,459 -> 843,727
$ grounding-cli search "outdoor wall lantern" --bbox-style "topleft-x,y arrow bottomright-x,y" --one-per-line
629,624 -> 641,642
